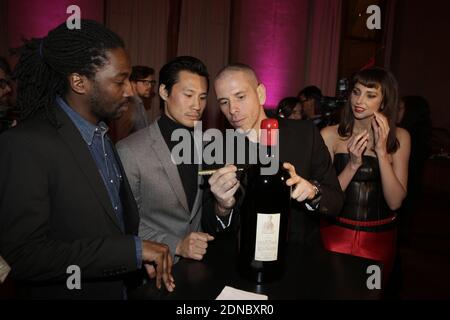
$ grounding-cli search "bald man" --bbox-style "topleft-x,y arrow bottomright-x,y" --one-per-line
202,63 -> 344,246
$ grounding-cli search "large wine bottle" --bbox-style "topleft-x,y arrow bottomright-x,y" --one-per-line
238,118 -> 291,283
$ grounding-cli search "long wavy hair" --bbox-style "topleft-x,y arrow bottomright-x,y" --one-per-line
338,67 -> 400,154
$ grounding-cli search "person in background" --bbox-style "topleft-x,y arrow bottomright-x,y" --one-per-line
320,67 -> 410,283
117,56 -> 215,263
277,96 -> 303,120
130,66 -> 156,129
113,66 -> 156,141
298,85 -> 324,128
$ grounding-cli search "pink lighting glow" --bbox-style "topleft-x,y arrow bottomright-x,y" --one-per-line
232,0 -> 309,109
7,0 -> 104,49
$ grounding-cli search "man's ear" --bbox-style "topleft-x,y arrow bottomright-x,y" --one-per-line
257,83 -> 267,106
130,81 -> 138,95
159,84 -> 169,101
68,73 -> 89,95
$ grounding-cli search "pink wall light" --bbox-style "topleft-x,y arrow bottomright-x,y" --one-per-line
7,0 -> 104,49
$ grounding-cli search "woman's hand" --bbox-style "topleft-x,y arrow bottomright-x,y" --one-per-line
347,130 -> 369,170
372,111 -> 390,157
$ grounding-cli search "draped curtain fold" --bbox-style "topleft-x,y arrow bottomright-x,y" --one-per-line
105,0 -> 170,78
0,0 -> 8,57
105,0 -> 230,129
177,0 -> 231,129
230,0 -> 310,109
105,0 -> 170,124
104,0 -> 342,125
304,0 -> 343,97
382,0 -> 398,70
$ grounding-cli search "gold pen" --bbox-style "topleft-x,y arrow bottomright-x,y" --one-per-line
198,168 -> 245,176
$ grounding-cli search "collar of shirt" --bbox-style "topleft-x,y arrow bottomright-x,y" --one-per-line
158,113 -> 195,152
56,96 -> 109,146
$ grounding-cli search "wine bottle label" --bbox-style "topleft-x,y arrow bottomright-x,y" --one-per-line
254,213 -> 280,261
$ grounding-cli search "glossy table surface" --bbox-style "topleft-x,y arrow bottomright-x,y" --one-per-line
131,232 -> 382,300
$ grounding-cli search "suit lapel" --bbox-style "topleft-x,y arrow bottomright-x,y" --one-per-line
149,122 -> 190,213
112,146 -> 140,235
54,107 -> 123,232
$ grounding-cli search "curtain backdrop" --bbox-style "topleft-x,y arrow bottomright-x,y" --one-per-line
106,0 -> 231,129
382,0 -> 398,71
230,0 -> 310,108
106,0 -> 170,73
7,0 -> 104,49
2,0 -> 103,68
0,0 -> 8,57
105,0 -> 342,123
177,0 -> 231,129
1,0 -> 342,128
304,0 -> 343,97
106,0 -> 171,125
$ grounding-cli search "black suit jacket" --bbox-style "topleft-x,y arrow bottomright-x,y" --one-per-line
0,107 -> 141,299
202,118 -> 344,246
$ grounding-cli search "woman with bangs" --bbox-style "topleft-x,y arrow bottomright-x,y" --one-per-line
319,67 -> 410,283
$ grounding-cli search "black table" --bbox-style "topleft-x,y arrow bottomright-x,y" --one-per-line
131,233 -> 382,300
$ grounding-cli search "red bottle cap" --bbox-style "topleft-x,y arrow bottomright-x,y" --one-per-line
260,118 -> 279,146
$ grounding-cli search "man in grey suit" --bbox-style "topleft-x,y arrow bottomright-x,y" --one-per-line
117,56 -> 214,264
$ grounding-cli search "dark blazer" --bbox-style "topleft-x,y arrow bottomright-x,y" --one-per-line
202,118 -> 344,246
0,106 -> 141,300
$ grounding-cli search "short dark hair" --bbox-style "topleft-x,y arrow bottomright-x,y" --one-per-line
216,62 -> 258,80
14,19 -> 125,125
298,85 -> 322,114
277,97 -> 300,118
298,85 -> 322,101
130,65 -> 155,81
159,56 -> 209,95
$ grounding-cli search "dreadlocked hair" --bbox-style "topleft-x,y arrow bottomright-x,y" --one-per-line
14,19 -> 124,126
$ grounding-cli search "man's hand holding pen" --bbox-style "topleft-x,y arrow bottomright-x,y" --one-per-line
208,165 -> 240,216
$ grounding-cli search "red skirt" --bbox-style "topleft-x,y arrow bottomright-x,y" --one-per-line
320,215 -> 397,283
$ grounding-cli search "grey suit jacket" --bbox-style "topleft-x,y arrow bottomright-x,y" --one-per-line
116,120 -> 203,259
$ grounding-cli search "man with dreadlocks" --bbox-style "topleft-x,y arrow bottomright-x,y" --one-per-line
0,20 -> 175,299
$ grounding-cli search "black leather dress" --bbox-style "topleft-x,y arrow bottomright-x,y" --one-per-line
333,153 -> 395,230
320,153 -> 397,280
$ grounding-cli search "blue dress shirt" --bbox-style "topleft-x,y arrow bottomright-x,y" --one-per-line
56,96 -> 142,269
